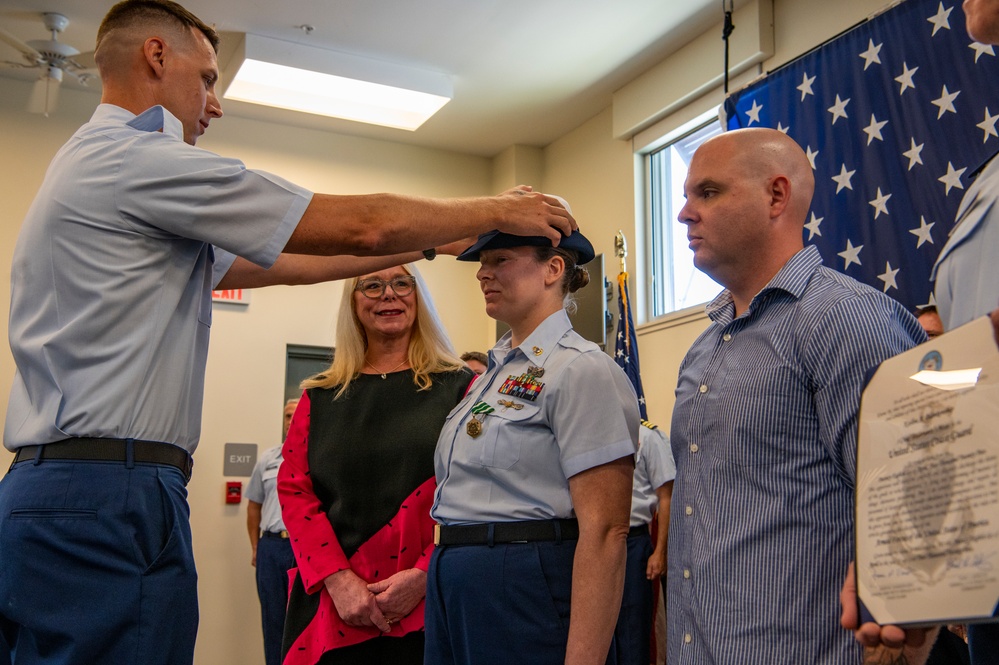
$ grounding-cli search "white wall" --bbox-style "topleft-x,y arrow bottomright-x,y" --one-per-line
0,0 -> 894,661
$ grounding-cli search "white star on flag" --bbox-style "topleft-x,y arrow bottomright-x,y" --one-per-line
859,40 -> 883,69
927,2 -> 952,36
938,162 -> 967,195
903,138 -> 924,170
797,73 -> 816,101
838,239 -> 864,269
909,216 -> 935,248
895,62 -> 918,95
746,99 -> 763,125
828,95 -> 850,124
869,188 -> 892,219
805,213 -> 824,240
863,114 -> 888,145
931,85 -> 960,118
805,146 -> 819,170
877,261 -> 900,292
970,42 -> 995,63
777,122 -> 790,134
978,108 -> 999,142
832,164 -> 856,193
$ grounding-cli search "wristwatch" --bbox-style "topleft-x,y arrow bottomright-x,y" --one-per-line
422,248 -> 436,261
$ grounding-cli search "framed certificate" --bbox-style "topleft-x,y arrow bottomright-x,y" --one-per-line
856,316 -> 999,626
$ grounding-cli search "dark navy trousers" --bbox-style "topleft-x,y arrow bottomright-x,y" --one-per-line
425,540 -> 578,665
610,530 -> 653,665
0,459 -> 198,665
255,534 -> 295,665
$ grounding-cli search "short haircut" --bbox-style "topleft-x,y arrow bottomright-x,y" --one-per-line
96,0 -> 220,56
460,351 -> 488,365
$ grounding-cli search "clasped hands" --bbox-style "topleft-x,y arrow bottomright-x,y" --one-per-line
324,567 -> 427,633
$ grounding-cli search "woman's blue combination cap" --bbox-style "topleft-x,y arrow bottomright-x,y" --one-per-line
456,229 -> 595,265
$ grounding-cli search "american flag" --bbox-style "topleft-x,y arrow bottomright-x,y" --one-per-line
724,0 -> 999,311
614,271 -> 648,420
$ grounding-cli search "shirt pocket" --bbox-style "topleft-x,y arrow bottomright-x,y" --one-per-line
473,405 -> 540,469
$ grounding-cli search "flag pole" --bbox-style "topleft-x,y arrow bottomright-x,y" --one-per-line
614,230 -> 627,274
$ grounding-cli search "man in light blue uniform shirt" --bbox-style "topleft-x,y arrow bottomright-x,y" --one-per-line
668,128 -> 924,665
0,2 -> 577,664
246,398 -> 299,665
612,421 -> 674,665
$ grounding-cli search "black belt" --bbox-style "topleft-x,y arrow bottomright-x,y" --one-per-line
628,525 -> 649,538
12,438 -> 193,483
434,519 -> 579,546
261,530 -> 290,539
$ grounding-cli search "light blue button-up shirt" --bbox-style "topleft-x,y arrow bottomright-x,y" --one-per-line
932,155 -> 999,331
667,245 -> 925,665
629,423 -> 675,527
246,445 -> 286,533
432,309 -> 639,524
6,104 -> 311,453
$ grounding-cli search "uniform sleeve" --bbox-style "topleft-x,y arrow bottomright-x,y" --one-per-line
806,294 -> 925,485
548,351 -> 639,478
640,426 -> 676,488
277,392 -> 352,593
245,454 -> 267,504
116,135 -> 312,268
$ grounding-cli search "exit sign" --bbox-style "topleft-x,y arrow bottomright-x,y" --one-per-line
212,289 -> 250,306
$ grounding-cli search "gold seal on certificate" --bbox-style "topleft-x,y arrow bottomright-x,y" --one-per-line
856,316 -> 999,626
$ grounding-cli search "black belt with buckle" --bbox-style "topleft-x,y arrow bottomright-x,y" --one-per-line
12,437 -> 193,483
434,519 -> 579,546
261,530 -> 290,539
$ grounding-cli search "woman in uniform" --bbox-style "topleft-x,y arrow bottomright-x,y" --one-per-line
425,219 -> 640,665
278,263 -> 473,665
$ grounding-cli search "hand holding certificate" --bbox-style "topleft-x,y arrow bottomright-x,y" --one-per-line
857,316 -> 999,627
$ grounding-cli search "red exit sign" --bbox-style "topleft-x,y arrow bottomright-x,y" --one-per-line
212,289 -> 250,305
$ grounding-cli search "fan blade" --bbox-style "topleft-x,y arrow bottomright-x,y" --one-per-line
68,50 -> 96,71
0,26 -> 44,66
28,74 -> 61,116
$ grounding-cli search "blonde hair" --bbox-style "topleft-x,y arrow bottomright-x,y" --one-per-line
301,264 -> 464,399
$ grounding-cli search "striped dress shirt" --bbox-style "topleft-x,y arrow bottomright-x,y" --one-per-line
667,245 -> 926,665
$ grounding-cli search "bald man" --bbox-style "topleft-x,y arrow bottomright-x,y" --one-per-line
0,1 -> 576,664
666,128 -> 924,664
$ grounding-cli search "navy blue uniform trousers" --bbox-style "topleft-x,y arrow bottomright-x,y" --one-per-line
0,459 -> 198,664
425,539 -> 624,665
610,530 -> 653,665
256,534 -> 295,665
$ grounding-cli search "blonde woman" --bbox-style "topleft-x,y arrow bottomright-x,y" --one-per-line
278,264 -> 473,665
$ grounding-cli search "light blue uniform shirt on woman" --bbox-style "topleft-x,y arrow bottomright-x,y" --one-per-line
431,309 -> 639,525
5,104 -> 311,453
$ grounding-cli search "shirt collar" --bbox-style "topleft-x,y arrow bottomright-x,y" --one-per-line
90,104 -> 185,141
705,245 -> 823,324
490,309 -> 572,368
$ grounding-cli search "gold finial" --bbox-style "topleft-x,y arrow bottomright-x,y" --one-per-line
614,231 -> 628,274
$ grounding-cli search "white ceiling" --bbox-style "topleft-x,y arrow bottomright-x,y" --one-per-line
0,0 -> 733,156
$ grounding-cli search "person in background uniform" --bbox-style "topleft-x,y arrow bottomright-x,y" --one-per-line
246,398 -> 300,665
426,220 -> 640,665
460,351 -> 489,375
612,420 -> 675,665
0,1 -> 575,661
278,264 -> 473,665
668,128 -> 924,664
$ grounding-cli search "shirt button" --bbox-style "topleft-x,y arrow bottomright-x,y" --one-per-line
683,569 -> 691,579
684,633 -> 692,644
690,443 -> 699,453
685,505 -> 693,516
698,384 -> 708,394
723,333 -> 732,342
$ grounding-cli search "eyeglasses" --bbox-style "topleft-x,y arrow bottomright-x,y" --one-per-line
354,275 -> 417,299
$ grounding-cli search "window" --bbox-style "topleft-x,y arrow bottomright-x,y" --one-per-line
647,111 -> 725,317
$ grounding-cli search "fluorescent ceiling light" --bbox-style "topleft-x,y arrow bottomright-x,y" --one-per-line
223,34 -> 452,131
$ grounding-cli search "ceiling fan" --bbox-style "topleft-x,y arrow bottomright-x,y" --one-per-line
0,12 -> 98,116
